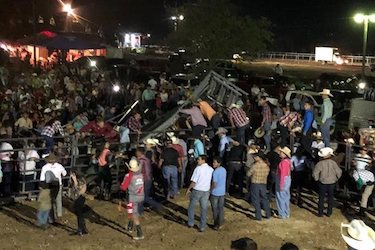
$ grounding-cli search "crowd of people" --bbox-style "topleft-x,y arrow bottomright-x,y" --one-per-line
0,61 -> 374,248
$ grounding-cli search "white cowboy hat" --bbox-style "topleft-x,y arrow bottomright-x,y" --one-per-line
236,100 -> 244,108
341,220 -> 375,250
166,132 -> 175,138
279,147 -> 291,158
318,147 -> 335,158
254,127 -> 265,138
128,158 -> 140,172
171,136 -> 179,144
143,138 -> 161,146
344,138 -> 355,145
266,97 -> 279,106
229,103 -> 239,109
319,89 -> 333,97
313,131 -> 322,139
215,127 -> 228,135
44,108 -> 52,113
248,139 -> 256,146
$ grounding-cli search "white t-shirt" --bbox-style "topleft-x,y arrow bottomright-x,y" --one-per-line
191,163 -> 213,192
355,154 -> 372,171
18,150 -> 40,175
40,163 -> 67,185
160,92 -> 169,102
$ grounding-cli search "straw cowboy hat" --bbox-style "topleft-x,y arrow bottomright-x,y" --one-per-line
128,158 -> 140,172
279,147 -> 291,158
171,136 -> 180,144
313,131 -> 322,139
254,127 -> 265,138
45,153 -> 58,163
318,147 -> 335,158
341,220 -> 375,250
319,89 -> 333,97
143,138 -> 161,146
229,103 -> 240,109
215,127 -> 228,135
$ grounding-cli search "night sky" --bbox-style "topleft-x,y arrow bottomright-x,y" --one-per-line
1,0 -> 375,54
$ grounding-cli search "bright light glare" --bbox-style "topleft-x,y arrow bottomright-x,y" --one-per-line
354,13 -> 365,23
171,16 -> 177,20
113,85 -> 120,92
147,33 -> 151,38
63,3 -> 73,16
179,15 -> 184,21
358,82 -> 366,89
335,57 -> 344,65
89,60 -> 97,67
370,14 -> 375,23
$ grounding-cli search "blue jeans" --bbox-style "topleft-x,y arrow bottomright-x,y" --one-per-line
210,195 -> 225,227
162,165 -> 178,198
37,209 -> 50,226
321,118 -> 333,147
263,122 -> 272,151
251,183 -> 271,220
276,176 -> 291,219
188,190 -> 210,230
237,124 -> 248,145
43,135 -> 54,154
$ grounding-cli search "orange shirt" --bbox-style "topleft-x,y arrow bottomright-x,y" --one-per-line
98,148 -> 110,167
198,101 -> 216,121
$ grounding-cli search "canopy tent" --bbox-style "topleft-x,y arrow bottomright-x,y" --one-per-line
18,31 -> 106,50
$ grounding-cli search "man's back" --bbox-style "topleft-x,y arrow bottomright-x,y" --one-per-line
191,163 -> 213,192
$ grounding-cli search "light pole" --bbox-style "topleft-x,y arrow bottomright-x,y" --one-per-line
170,14 -> 184,31
354,13 -> 375,79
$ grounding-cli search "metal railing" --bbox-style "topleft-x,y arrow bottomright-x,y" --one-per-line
256,52 -> 375,66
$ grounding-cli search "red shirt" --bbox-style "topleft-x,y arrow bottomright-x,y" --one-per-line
171,144 -> 184,158
80,121 -> 117,139
278,159 -> 291,190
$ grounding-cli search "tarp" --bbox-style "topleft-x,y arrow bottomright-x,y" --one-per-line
18,31 -> 106,50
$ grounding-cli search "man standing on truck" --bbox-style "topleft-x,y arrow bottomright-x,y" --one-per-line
319,89 -> 333,147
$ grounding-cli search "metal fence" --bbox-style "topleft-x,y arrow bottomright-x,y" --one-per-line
256,52 -> 375,66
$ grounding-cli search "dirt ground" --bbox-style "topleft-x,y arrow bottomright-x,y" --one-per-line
0,191 -> 360,250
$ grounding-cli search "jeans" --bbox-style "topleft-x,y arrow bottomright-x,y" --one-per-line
276,176 -> 291,218
43,135 -> 54,154
179,158 -> 188,189
74,195 -> 87,232
301,129 -> 313,155
162,165 -> 178,198
210,195 -> 225,227
97,166 -> 112,194
37,209 -> 50,226
321,118 -> 333,147
211,114 -> 221,131
52,185 -> 63,218
251,183 -> 271,220
0,171 -> 12,197
263,122 -> 272,151
237,124 -> 248,146
361,185 -> 374,208
21,174 -> 36,192
226,161 -> 244,195
318,182 -> 335,216
292,170 -> 305,205
188,189 -> 210,230
279,124 -> 289,148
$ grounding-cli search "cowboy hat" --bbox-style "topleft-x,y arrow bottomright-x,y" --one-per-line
254,127 -> 265,138
344,138 -> 355,145
44,108 -> 52,114
318,147 -> 335,158
236,100 -> 244,108
319,89 -> 333,97
279,147 -> 291,158
215,127 -> 228,135
5,89 -> 13,95
45,153 -> 58,163
143,138 -> 161,146
229,103 -> 239,109
341,220 -> 375,250
128,158 -> 140,172
313,131 -> 322,139
171,136 -> 179,144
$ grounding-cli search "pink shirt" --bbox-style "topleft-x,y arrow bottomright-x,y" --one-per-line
278,158 -> 291,190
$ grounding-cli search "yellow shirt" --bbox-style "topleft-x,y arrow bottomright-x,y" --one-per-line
15,117 -> 33,129
198,101 -> 216,121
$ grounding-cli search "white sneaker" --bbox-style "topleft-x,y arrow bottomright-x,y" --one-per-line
42,153 -> 50,158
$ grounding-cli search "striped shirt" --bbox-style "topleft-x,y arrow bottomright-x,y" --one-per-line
261,104 -> 272,124
228,107 -> 249,128
279,111 -> 299,128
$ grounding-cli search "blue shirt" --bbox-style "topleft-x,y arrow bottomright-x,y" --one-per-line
211,166 -> 227,196
303,109 -> 314,134
194,139 -> 205,159
219,135 -> 233,158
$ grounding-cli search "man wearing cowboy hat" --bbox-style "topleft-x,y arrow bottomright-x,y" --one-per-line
319,89 -> 334,147
313,147 -> 342,217
227,102 -> 249,146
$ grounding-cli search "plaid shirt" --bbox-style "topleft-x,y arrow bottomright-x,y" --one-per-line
353,169 -> 374,184
279,111 -> 299,128
261,104 -> 272,124
228,107 -> 249,128
247,161 -> 270,184
125,116 -> 142,132
41,121 -> 64,138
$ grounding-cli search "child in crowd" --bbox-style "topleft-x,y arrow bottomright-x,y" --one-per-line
120,158 -> 145,240
36,181 -> 51,229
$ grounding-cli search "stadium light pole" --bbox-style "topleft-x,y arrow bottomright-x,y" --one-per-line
354,13 -> 375,79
